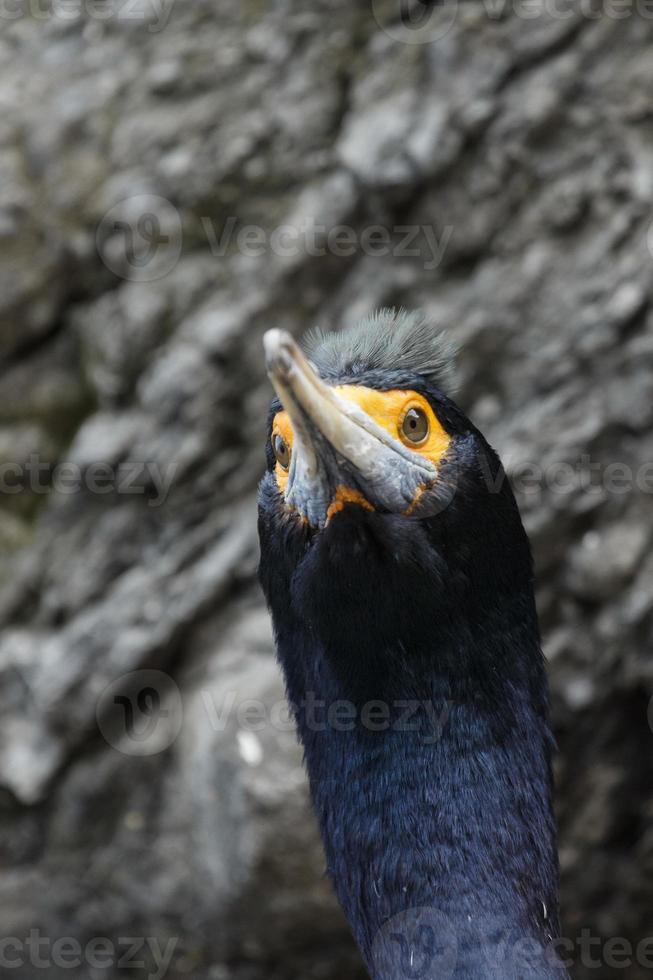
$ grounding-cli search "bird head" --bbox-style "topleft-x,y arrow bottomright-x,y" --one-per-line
258,308 -> 535,737
261,310 -> 474,530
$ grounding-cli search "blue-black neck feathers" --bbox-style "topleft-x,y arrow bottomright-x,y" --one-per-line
258,313 -> 566,979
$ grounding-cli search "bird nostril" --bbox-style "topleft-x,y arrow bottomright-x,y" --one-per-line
266,351 -> 291,381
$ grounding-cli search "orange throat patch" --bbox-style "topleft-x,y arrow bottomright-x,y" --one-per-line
325,486 -> 375,524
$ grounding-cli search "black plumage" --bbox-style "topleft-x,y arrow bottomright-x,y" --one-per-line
258,311 -> 567,979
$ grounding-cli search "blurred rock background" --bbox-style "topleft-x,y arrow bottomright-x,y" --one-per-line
0,1 -> 652,978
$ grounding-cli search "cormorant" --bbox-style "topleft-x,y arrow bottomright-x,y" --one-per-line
258,310 -> 568,979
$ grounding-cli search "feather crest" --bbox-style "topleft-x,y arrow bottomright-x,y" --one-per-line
303,308 -> 457,392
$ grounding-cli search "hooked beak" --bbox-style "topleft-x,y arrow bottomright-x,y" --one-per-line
263,329 -> 438,528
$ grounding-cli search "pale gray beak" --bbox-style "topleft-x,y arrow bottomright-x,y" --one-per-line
263,329 -> 437,528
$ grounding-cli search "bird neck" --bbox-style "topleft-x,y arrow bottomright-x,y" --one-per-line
287,617 -> 562,978
259,482 -> 566,979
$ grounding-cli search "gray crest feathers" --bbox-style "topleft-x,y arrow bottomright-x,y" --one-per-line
303,308 -> 457,392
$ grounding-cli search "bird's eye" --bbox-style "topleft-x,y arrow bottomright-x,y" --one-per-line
400,407 -> 429,446
273,433 -> 291,470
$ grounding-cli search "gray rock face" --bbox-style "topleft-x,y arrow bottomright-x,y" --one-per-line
0,3 -> 652,978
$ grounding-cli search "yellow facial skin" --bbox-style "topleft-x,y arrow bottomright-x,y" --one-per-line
272,386 -> 451,517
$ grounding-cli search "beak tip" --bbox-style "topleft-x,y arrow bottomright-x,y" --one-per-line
263,328 -> 295,381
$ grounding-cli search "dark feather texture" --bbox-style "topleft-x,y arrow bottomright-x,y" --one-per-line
258,316 -> 567,980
